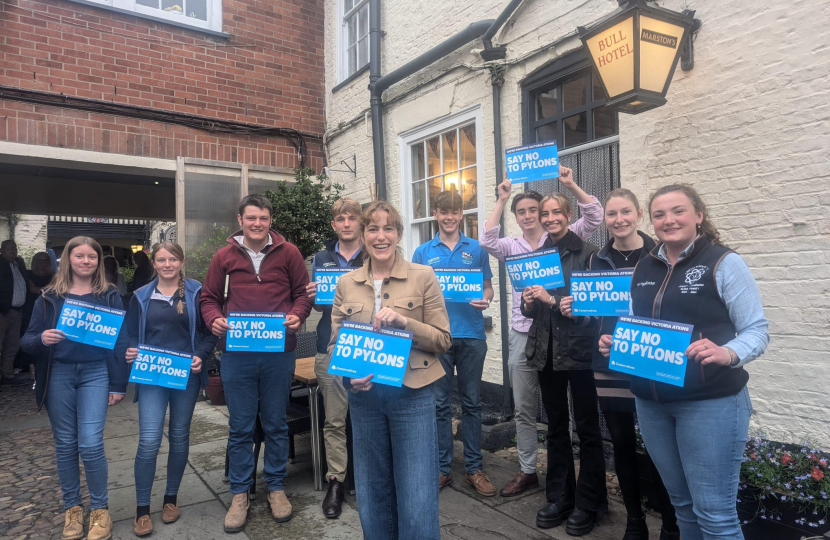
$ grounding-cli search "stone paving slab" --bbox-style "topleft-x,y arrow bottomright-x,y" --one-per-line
107,456 -> 196,490
439,486 -> 551,539
107,472 -> 215,522
111,500 -> 251,540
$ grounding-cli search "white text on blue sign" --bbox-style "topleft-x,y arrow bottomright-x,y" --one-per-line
434,268 -> 484,303
504,248 -> 565,291
571,269 -> 634,316
129,344 -> 192,389
226,312 -> 286,352
328,321 -> 413,387
505,141 -> 559,184
609,315 -> 693,387
56,298 -> 125,350
314,267 -> 350,305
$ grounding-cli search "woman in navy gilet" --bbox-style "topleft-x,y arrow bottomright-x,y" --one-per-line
599,184 -> 769,540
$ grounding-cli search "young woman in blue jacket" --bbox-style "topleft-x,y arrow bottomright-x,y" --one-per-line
22,236 -> 127,540
117,241 -> 217,536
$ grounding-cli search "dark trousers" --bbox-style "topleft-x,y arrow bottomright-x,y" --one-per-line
538,365 -> 606,511
603,410 -> 678,531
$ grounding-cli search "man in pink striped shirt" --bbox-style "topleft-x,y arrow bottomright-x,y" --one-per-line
480,166 -> 603,497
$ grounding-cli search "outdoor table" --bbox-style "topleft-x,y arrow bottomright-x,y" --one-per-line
293,356 -> 324,491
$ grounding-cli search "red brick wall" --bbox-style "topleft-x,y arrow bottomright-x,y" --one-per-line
0,0 -> 325,168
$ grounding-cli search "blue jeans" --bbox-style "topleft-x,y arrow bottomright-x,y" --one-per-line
134,374 -> 201,505
45,361 -> 110,510
221,351 -> 295,494
435,338 -> 486,475
349,384 -> 440,540
635,387 -> 753,540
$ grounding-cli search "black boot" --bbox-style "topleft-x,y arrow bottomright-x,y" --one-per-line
565,507 -> 597,536
659,528 -> 680,540
536,501 -> 574,529
622,515 -> 649,540
321,478 -> 344,519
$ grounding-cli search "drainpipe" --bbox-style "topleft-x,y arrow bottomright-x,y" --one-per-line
369,19 -> 495,200
480,0 -> 523,416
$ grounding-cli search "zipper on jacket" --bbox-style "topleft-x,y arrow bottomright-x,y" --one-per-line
648,256 -> 675,403
39,294 -> 59,410
234,243 -> 276,283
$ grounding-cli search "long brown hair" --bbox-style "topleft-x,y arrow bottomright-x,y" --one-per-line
45,236 -> 109,298
152,241 -> 187,315
648,184 -> 723,246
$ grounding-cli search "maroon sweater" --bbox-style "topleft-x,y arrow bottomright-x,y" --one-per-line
201,230 -> 313,352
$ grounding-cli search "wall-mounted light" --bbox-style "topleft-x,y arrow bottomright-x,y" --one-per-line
578,0 -> 698,114
131,244 -> 144,253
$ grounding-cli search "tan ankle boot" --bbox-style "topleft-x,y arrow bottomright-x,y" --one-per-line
267,490 -> 293,523
62,505 -> 84,540
224,492 -> 250,533
87,508 -> 113,540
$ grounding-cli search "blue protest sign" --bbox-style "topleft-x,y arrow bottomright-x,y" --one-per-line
328,321 -> 413,387
571,269 -> 634,316
505,141 -> 559,184
129,344 -> 192,390
609,315 -> 693,387
226,312 -> 286,352
434,268 -> 484,303
314,267 -> 350,305
55,298 -> 125,350
504,248 -> 565,291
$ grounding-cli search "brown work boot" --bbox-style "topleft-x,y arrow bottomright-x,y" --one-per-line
224,492 -> 250,533
62,505 -> 84,540
500,470 -> 539,497
439,472 -> 453,491
161,503 -> 180,523
133,514 -> 153,537
466,471 -> 497,497
267,490 -> 293,523
87,508 -> 113,540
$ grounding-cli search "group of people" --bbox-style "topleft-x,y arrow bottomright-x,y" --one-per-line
13,165 -> 768,540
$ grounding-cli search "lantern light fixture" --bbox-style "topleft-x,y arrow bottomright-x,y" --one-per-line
578,0 -> 699,114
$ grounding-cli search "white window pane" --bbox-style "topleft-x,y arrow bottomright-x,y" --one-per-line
460,167 -> 477,210
442,129 -> 458,173
137,0 -> 157,7
344,0 -> 354,11
187,0 -> 206,20
347,14 -> 357,47
413,221 -> 437,247
426,136 -> 440,178
348,45 -> 357,76
358,38 -> 368,68
411,143 -> 425,180
412,181 -> 427,219
428,176 -> 441,215
358,4 -> 368,38
464,215 -> 479,240
460,124 -> 476,169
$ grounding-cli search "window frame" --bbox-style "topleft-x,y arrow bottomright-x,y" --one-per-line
399,105 -> 485,259
337,0 -> 370,83
522,54 -> 618,148
70,0 -> 223,34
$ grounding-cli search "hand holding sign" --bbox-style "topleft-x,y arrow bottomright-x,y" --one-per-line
598,334 -> 613,357
558,166 -> 575,189
125,347 -> 139,363
559,296 -> 575,319
41,329 -> 66,345
686,338 -> 731,366
284,314 -> 301,334
374,307 -> 407,331
305,281 -> 318,300
212,318 -> 229,338
350,374 -> 374,392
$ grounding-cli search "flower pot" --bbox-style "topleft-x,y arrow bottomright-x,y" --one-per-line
205,374 -> 226,406
737,484 -> 829,540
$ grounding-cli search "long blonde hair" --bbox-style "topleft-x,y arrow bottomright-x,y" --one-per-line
45,236 -> 110,298
151,241 -> 187,315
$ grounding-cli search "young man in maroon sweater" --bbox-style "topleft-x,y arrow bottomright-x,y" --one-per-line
201,194 -> 313,533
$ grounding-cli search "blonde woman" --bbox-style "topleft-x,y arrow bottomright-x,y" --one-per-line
21,236 -> 127,540
329,201 -> 451,540
117,242 -> 217,536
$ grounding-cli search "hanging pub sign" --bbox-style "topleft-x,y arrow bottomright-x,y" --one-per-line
578,0 -> 697,114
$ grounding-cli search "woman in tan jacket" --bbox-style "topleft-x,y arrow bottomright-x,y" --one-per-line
328,201 -> 451,540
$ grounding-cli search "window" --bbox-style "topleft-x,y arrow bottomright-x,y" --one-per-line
527,65 -> 618,149
77,0 -> 222,33
400,107 -> 484,257
522,54 -> 621,249
339,0 -> 369,81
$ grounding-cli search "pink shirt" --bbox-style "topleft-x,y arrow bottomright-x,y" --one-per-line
480,197 -> 604,332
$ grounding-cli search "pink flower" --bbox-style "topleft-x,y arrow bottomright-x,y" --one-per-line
781,454 -> 795,466
812,467 -> 825,482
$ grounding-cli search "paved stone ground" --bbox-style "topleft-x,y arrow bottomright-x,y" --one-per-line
1,384 -> 667,540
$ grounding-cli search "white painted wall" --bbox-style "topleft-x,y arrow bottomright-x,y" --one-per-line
324,0 -> 830,446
